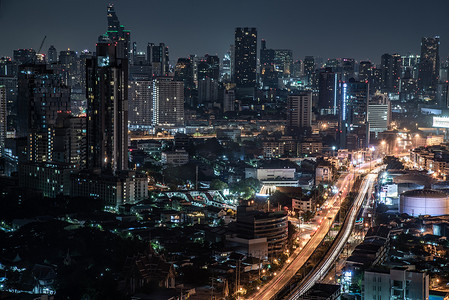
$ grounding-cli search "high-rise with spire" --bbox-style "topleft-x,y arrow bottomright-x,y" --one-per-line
99,4 -> 131,59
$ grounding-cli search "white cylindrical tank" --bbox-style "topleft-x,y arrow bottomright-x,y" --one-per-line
400,189 -> 449,216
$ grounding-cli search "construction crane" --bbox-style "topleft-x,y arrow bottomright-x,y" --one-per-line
37,35 -> 47,54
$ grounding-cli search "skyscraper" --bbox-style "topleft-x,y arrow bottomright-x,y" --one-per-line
260,39 -> 277,89
152,77 -> 184,127
381,53 -> 401,94
287,91 -> 312,133
85,41 -> 128,174
318,68 -> 338,115
418,36 -> 440,92
100,4 -> 131,59
234,27 -> 257,91
0,86 -> 6,157
303,56 -> 315,85
340,79 -> 370,149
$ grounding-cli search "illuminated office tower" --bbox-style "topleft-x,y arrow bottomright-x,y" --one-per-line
234,27 -> 257,93
152,77 -> 184,127
85,41 -> 128,174
419,36 -> 440,92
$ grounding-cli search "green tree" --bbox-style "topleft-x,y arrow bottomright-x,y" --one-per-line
210,179 -> 228,191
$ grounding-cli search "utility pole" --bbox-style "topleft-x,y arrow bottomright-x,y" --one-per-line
196,165 -> 198,190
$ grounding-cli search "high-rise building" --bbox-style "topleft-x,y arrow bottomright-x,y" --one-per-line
400,69 -> 418,102
341,58 -> 355,81
358,61 -> 373,82
221,51 -> 232,83
147,43 -> 170,77
59,50 -> 79,87
0,76 -> 18,117
13,49 -> 36,65
174,58 -> 194,89
291,60 -> 302,78
197,55 -> 220,81
152,77 -> 184,127
303,56 -> 315,85
418,36 -> 440,92
53,113 -> 87,169
223,89 -> 236,113
260,39 -> 277,89
85,42 -> 129,174
381,53 -> 402,93
368,93 -> 391,136
128,80 -> 153,129
47,45 -> 58,64
234,27 -> 257,90
198,77 -> 219,103
0,86 -> 6,157
17,64 -> 70,162
274,49 -> 293,77
401,54 -> 420,79
340,79 -> 370,149
287,91 -> 312,133
0,57 -> 17,77
129,44 -> 152,80
318,68 -> 338,115
100,4 -> 131,59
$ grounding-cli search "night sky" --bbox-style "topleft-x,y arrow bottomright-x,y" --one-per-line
1,0 -> 448,64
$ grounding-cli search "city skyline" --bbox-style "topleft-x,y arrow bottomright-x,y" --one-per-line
1,0 -> 448,63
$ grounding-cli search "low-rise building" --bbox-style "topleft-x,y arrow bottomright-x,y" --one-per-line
316,165 -> 333,185
19,162 -> 76,197
363,267 -> 429,300
71,170 -> 148,207
161,149 -> 189,166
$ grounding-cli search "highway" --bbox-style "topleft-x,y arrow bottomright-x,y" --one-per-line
249,170 -> 355,300
286,167 -> 381,299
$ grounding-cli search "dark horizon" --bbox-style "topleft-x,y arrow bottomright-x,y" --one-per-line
1,0 -> 448,64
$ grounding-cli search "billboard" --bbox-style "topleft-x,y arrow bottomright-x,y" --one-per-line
433,116 -> 449,128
